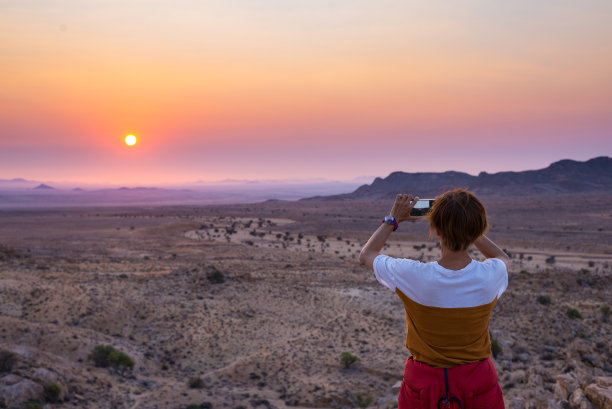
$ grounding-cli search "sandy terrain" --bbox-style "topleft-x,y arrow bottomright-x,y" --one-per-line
0,194 -> 611,409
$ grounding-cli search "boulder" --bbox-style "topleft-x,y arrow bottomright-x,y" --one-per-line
0,374 -> 23,386
584,377 -> 612,409
555,373 -> 580,400
570,388 -> 594,409
31,368 -> 59,385
0,378 -> 44,405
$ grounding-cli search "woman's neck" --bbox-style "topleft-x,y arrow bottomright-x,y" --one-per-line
437,245 -> 472,271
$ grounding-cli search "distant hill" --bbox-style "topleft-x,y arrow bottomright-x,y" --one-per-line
306,156 -> 612,200
33,184 -> 55,190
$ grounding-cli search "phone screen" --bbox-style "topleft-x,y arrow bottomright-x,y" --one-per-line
410,199 -> 435,216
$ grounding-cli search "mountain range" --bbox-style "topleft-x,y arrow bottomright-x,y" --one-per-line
308,156 -> 612,200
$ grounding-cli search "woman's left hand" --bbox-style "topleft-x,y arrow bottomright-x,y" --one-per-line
390,194 -> 421,223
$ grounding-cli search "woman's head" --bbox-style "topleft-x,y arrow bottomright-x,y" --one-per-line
428,189 -> 488,251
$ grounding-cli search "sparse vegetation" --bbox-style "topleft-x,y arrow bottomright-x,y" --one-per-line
601,305 -> 610,322
355,393 -> 373,408
186,404 -> 212,409
88,345 -> 135,372
0,350 -> 16,374
340,351 -> 358,368
519,269 -> 530,275
491,338 -> 502,358
207,268 -> 225,284
22,399 -> 43,409
545,255 -> 556,264
188,377 -> 205,389
44,383 -> 62,403
537,295 -> 552,305
566,308 -> 582,320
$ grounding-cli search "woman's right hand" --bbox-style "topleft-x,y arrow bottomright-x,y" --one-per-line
390,194 -> 421,223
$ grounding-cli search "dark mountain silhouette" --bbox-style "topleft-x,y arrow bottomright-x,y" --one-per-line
305,156 -> 612,200
33,184 -> 55,190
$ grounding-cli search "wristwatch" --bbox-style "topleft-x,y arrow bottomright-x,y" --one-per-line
382,215 -> 398,231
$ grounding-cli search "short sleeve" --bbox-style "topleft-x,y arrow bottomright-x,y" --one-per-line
489,258 -> 509,299
373,254 -> 399,291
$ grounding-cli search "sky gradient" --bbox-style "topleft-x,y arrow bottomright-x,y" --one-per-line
1,0 -> 611,185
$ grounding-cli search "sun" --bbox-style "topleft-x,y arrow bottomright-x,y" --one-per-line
125,134 -> 137,146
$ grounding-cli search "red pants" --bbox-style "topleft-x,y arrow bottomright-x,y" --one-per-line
398,357 -> 504,409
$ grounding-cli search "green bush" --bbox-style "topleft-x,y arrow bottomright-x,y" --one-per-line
340,352 -> 358,368
109,350 -> 135,372
207,269 -> 225,284
601,305 -> 611,317
88,345 -> 134,372
0,350 -> 16,374
355,393 -> 373,408
537,295 -> 552,305
88,345 -> 115,368
491,338 -> 502,358
44,383 -> 62,403
566,308 -> 582,320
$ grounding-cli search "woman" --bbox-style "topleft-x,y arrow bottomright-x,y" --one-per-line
359,189 -> 508,409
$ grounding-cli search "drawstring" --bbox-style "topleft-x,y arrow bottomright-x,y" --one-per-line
437,368 -> 463,409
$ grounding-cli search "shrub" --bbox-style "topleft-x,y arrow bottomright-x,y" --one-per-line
0,350 -> 16,374
186,402 -> 212,409
188,377 -> 204,389
566,308 -> 582,320
355,393 -> 373,408
340,352 -> 358,368
491,338 -> 502,358
588,261 -> 595,267
88,345 -> 115,368
207,269 -> 225,284
44,383 -> 62,403
22,400 -> 43,409
545,256 -> 555,264
109,350 -> 135,372
88,345 -> 135,372
537,295 -> 551,305
601,305 -> 610,321
201,404 -> 212,409
519,270 -> 530,275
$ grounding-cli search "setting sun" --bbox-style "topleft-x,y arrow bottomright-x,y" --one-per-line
125,135 -> 137,146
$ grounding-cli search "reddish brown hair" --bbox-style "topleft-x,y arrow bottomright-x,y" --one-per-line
428,189 -> 488,251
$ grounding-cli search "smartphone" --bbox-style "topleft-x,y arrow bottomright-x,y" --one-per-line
410,199 -> 435,217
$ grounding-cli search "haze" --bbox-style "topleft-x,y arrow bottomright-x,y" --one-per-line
1,1 -> 611,185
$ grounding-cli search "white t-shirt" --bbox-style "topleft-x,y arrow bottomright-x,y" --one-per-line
373,255 -> 508,308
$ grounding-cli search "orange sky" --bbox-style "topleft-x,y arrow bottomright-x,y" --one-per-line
1,1 -> 611,185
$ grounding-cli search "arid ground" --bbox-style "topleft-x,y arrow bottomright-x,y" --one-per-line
1,194 -> 611,409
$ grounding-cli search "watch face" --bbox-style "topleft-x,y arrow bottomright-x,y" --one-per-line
384,216 -> 395,223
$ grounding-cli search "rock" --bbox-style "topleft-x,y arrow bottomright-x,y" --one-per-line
517,353 -> 530,363
0,374 -> 23,386
556,373 -> 580,400
509,370 -> 528,385
391,380 -> 402,389
584,378 -> 612,409
31,368 -> 59,385
528,368 -> 545,388
547,399 -> 568,409
509,396 -> 526,409
569,388 -> 594,409
0,378 -> 44,404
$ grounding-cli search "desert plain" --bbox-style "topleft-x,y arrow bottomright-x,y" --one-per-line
0,193 -> 611,409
